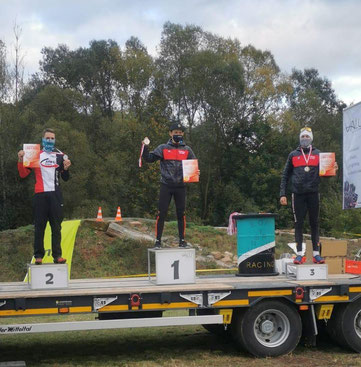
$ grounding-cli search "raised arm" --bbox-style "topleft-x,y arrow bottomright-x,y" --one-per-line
17,150 -> 32,178
142,141 -> 163,163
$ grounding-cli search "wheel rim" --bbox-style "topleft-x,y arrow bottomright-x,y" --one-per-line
253,308 -> 291,348
354,309 -> 361,339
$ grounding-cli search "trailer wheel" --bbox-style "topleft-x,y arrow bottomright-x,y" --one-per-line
326,299 -> 361,353
232,300 -> 302,357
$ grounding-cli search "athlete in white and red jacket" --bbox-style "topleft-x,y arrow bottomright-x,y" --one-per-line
17,128 -> 71,265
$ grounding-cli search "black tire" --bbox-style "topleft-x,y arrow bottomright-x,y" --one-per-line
325,304 -> 348,348
232,300 -> 302,357
326,298 -> 361,353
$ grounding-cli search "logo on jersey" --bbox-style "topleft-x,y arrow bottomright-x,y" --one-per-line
40,158 -> 59,168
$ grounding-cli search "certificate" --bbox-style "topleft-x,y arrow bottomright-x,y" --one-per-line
182,159 -> 199,183
23,144 -> 40,168
319,152 -> 336,176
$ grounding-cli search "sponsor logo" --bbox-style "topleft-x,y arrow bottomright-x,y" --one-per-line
0,325 -> 33,333
40,158 -> 59,168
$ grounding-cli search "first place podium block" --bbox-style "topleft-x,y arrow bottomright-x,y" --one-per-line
28,264 -> 68,290
148,248 -> 196,285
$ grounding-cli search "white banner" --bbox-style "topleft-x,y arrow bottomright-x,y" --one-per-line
343,102 -> 361,209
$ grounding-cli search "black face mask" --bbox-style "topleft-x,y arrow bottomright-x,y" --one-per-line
172,135 -> 183,143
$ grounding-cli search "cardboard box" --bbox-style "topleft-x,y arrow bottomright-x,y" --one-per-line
306,240 -> 313,262
324,256 -> 345,274
320,240 -> 347,257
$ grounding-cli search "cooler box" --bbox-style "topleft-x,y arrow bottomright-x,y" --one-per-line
234,213 -> 278,276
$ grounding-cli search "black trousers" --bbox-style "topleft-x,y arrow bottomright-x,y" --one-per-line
33,191 -> 64,259
156,184 -> 186,241
292,192 -> 320,252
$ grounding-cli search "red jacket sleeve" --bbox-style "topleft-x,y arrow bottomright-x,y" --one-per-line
17,162 -> 32,178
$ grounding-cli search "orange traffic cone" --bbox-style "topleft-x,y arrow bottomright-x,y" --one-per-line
115,206 -> 122,222
96,207 -> 103,222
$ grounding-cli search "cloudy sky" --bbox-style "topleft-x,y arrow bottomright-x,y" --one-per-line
1,0 -> 360,105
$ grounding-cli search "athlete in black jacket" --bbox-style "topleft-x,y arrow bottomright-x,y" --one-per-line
142,122 -> 196,248
280,127 -> 325,265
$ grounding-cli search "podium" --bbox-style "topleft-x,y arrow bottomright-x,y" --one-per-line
148,248 -> 196,285
28,264 -> 68,289
286,263 -> 328,280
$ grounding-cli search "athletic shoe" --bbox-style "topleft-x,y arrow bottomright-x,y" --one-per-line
294,255 -> 306,264
35,258 -> 42,265
313,255 -> 325,264
154,240 -> 162,249
179,239 -> 189,248
54,257 -> 67,264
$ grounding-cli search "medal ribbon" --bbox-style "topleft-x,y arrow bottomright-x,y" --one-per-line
139,143 -> 145,168
301,146 -> 312,167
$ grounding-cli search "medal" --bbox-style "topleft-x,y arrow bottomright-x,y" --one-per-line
301,146 -> 312,173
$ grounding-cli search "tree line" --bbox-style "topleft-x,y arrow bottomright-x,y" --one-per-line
0,22 -> 359,236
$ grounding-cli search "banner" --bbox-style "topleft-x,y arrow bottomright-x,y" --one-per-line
343,102 -> 361,209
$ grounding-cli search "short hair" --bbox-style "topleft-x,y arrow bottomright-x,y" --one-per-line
42,128 -> 55,137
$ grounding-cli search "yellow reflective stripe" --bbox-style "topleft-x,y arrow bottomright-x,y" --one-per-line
350,287 -> 361,293
248,290 -> 292,297
314,296 -> 349,302
98,305 -> 128,312
142,302 -> 196,310
0,306 -> 91,317
98,302 -> 197,312
212,299 -> 249,307
69,306 -> 92,313
0,308 -> 58,316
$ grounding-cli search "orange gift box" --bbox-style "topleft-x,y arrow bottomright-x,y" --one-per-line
182,159 -> 199,183
23,144 -> 40,168
319,152 -> 336,176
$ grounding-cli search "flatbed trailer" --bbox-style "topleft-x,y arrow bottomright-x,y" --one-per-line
1,273 -> 361,357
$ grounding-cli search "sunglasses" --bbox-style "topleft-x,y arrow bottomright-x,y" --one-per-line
301,127 -> 312,132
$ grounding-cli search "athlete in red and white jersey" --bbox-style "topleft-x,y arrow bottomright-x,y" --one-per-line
18,149 -> 69,193
18,128 -> 71,265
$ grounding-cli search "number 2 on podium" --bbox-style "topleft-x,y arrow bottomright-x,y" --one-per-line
171,260 -> 179,280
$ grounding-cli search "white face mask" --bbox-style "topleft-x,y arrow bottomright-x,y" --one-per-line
300,137 -> 312,148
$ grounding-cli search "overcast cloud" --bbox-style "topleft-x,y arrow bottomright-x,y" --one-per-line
1,0 -> 360,105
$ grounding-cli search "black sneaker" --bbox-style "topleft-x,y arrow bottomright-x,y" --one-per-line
154,240 -> 162,249
179,239 -> 188,248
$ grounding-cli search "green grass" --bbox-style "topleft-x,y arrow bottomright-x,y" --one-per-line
0,312 -> 360,367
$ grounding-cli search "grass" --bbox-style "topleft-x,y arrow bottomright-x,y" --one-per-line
0,312 -> 360,367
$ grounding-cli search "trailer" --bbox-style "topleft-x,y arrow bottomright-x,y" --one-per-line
1,270 -> 361,357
